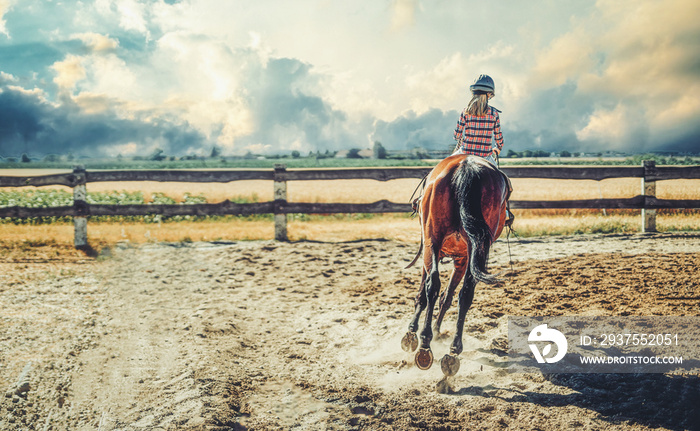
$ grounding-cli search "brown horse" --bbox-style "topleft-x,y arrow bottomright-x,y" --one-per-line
401,154 -> 510,376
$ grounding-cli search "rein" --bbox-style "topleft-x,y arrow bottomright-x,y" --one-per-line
496,151 -> 515,275
405,173 -> 429,269
409,173 -> 428,217
505,224 -> 516,275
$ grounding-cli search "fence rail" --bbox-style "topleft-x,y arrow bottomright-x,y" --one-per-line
1,161 -> 699,246
4,164 -> 699,185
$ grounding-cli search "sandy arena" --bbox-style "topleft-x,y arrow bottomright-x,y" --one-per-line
1,233 -> 699,430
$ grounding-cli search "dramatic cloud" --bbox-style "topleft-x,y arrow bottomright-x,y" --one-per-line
372,108 -> 458,152
0,0 -> 698,159
1,30 -> 369,157
0,84 -> 206,157
524,0 -> 700,152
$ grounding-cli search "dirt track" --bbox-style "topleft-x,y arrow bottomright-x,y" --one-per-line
1,233 -> 700,430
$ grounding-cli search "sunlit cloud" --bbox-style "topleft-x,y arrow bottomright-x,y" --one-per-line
72,32 -> 119,52
529,28 -> 594,89
95,0 -> 150,37
576,104 -> 629,144
0,0 -> 10,37
390,0 -> 417,31
51,55 -> 86,92
405,42 -> 517,114
73,92 -> 119,115
0,70 -> 16,84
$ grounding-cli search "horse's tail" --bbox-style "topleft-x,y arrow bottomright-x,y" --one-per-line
451,158 -> 497,284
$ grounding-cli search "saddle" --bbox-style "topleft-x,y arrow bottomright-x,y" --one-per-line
410,155 -> 513,217
468,155 -> 513,200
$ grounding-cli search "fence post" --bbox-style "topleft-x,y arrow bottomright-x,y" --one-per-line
642,160 -> 657,233
72,165 -> 89,248
273,164 -> 288,241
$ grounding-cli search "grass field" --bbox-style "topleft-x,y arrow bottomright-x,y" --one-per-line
1,152 -> 698,170
1,169 -> 699,247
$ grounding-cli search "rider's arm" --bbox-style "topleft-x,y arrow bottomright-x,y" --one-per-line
454,110 -> 467,143
493,113 -> 504,154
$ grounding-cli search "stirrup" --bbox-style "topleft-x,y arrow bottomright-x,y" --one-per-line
411,196 -> 421,216
505,209 -> 515,227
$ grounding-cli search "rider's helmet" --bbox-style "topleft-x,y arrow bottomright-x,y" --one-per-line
470,74 -> 495,94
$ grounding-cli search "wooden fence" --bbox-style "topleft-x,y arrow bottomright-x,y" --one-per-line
1,160 -> 699,247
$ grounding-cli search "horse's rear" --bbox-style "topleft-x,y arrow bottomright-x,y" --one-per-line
402,155 -> 509,376
421,155 -> 508,266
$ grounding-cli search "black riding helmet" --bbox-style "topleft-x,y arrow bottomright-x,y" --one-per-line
470,74 -> 495,94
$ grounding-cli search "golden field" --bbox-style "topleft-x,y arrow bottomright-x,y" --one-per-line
2,176 -> 698,202
1,169 -> 699,247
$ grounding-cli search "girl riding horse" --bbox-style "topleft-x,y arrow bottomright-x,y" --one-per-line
401,75 -> 514,376
453,74 -> 513,226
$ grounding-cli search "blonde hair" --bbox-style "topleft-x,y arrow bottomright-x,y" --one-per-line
466,92 -> 492,117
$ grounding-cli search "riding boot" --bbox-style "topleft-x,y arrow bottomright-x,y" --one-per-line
411,196 -> 421,214
502,173 -> 514,227
505,203 -> 515,227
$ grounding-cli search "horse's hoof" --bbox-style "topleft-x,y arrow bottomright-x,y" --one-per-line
440,354 -> 461,376
415,348 -> 434,370
401,332 -> 418,352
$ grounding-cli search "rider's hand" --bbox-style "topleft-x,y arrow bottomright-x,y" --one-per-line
492,147 -> 501,157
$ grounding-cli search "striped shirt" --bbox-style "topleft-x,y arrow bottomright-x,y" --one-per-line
453,106 -> 504,157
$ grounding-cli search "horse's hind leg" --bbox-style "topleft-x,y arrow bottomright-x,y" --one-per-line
414,246 -> 441,370
433,258 -> 468,338
401,269 -> 427,353
440,271 -> 476,376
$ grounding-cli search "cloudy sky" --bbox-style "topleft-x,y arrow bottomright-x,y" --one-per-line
0,0 -> 699,158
